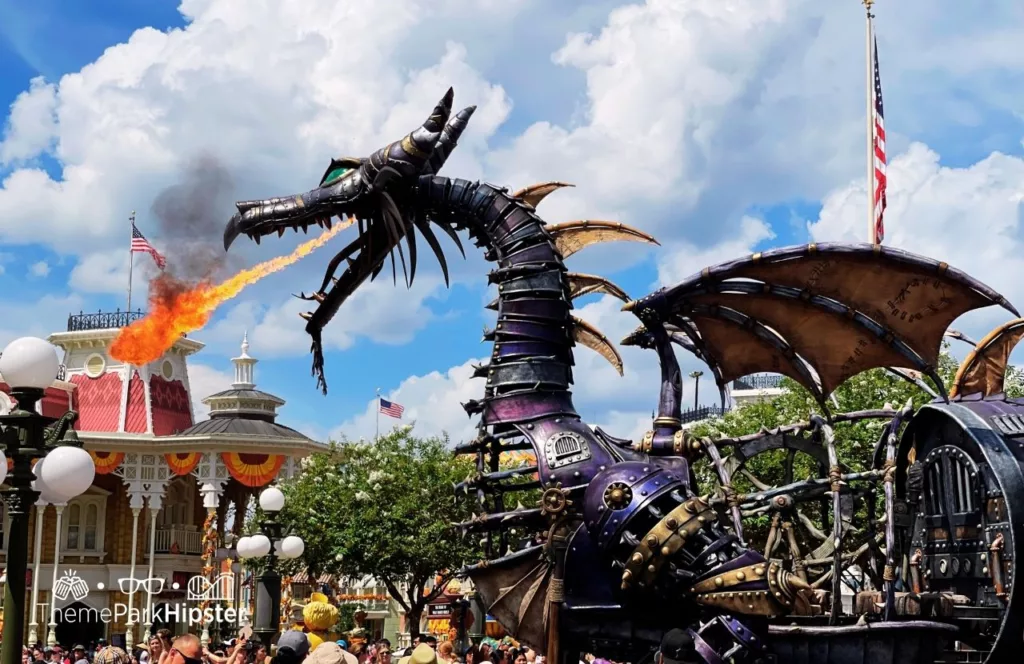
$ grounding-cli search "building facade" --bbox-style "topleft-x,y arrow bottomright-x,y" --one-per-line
0,311 -> 325,649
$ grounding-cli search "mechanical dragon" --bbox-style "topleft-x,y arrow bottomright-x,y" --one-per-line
224,90 -> 1024,664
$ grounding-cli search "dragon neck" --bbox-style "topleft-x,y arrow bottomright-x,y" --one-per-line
416,175 -> 580,429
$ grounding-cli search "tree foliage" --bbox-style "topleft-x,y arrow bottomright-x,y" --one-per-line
274,427 -> 481,637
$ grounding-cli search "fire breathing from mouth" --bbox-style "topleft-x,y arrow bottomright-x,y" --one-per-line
110,220 -> 351,365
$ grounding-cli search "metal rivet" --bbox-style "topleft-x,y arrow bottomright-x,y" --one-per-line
715,577 -> 724,587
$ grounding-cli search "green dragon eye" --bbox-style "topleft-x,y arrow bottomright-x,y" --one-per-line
322,166 -> 352,185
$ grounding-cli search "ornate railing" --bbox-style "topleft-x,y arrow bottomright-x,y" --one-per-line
680,405 -> 724,424
732,374 -> 785,391
67,309 -> 145,331
153,526 -> 203,555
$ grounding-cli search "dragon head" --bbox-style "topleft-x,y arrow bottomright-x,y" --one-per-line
222,88 -> 475,391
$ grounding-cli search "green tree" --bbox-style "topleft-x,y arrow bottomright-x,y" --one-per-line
275,427 -> 480,638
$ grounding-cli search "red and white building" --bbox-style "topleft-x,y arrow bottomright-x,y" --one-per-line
0,311 -> 325,649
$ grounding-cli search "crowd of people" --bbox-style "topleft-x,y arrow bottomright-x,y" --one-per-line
19,626 -> 696,664
20,629 -> 544,664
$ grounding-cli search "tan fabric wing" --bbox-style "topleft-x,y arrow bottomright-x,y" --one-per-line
950,319 -> 1024,398
546,220 -> 659,259
467,550 -> 551,652
566,272 -> 630,302
689,316 -> 815,392
728,257 -> 992,367
688,293 -> 911,395
511,181 -> 574,208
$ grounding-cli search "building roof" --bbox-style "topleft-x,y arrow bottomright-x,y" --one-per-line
203,388 -> 285,403
180,334 -> 317,447
176,416 -> 309,439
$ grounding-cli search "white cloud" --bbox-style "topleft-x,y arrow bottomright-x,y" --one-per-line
198,271 -> 448,357
28,260 -> 50,277
0,293 -> 88,349
186,362 -> 235,420
0,77 -> 57,163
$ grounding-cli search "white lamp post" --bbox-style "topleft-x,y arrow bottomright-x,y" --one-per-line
0,337 -> 93,664
236,487 -> 304,649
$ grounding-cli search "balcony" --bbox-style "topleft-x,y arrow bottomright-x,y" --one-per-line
153,526 -> 203,555
67,309 -> 146,332
732,374 -> 785,391
680,405 -> 724,424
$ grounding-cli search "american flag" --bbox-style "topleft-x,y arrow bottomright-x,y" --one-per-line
131,223 -> 167,269
379,398 -> 405,419
872,35 -> 887,244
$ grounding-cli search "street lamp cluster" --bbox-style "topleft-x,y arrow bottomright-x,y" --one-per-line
236,487 -> 304,648
0,337 -> 96,664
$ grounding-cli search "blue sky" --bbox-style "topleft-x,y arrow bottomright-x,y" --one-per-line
2,0 -> 1023,444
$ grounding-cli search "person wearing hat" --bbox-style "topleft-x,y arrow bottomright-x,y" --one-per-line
72,645 -> 89,664
656,629 -> 698,664
407,646 -> 434,664
273,631 -> 310,664
305,643 -> 361,664
94,647 -> 131,664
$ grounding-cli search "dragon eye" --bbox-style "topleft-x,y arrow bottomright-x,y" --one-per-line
322,166 -> 352,185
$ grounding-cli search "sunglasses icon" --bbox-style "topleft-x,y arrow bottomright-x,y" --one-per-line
118,577 -> 165,594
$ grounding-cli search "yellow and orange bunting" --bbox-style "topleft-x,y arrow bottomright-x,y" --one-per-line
499,450 -> 537,466
165,451 -> 203,476
220,452 -> 286,488
90,450 -> 125,475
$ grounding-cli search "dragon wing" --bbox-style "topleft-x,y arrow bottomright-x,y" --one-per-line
949,318 -> 1024,398
626,243 -> 1017,402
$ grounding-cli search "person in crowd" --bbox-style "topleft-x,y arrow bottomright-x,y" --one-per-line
434,643 -> 452,664
72,645 -> 89,664
512,653 -> 526,664
372,642 -> 391,664
409,645 -> 436,664
656,628 -> 697,664
463,646 -> 480,664
272,631 -> 310,664
95,647 -> 131,664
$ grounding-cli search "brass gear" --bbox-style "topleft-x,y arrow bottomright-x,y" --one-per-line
604,482 -> 633,510
540,487 -> 571,516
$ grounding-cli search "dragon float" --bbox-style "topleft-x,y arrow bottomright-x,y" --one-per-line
223,90 -> 1023,664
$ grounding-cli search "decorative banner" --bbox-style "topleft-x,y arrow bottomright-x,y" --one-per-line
499,450 -> 537,466
90,451 -> 125,475
220,452 -> 285,487
165,451 -> 202,476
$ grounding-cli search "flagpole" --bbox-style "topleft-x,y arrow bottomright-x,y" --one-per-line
375,387 -> 381,440
127,210 -> 136,312
864,0 -> 876,245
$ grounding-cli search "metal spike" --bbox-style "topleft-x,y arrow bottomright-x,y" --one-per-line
324,217 -> 333,230
277,228 -> 285,237
648,504 -> 664,519
299,312 -> 313,321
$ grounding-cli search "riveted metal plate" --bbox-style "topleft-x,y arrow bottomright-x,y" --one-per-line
545,430 -> 592,469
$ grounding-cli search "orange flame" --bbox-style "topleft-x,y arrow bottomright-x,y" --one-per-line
110,220 -> 351,365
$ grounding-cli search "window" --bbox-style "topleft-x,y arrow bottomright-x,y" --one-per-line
84,353 -> 106,378
62,493 -> 107,555
161,360 -> 174,380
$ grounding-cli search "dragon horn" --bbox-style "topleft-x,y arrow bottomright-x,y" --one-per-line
425,105 -> 477,175
370,89 -> 454,177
